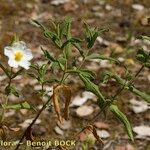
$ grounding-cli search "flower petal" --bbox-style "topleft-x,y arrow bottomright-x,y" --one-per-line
19,61 -> 31,70
4,47 -> 14,58
8,59 -> 19,68
23,49 -> 33,61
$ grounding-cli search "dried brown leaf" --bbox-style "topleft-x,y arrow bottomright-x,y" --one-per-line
8,127 -> 20,132
53,85 -> 64,123
77,125 -> 104,144
63,85 -> 71,120
53,85 -> 72,123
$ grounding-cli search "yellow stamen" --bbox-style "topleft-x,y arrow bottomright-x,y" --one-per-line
14,51 -> 23,61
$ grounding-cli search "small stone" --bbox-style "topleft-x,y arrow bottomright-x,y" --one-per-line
133,126 -> 150,138
116,37 -> 127,43
129,98 -> 149,113
99,60 -> 112,68
96,37 -> 110,46
96,130 -> 110,138
114,146 -> 126,150
92,6 -> 101,12
63,1 -> 78,12
94,12 -> 105,18
34,85 -> 41,91
4,110 -> 15,118
118,57 -> 125,62
126,144 -> 135,150
20,109 -> 28,115
71,91 -> 96,107
94,122 -> 109,129
76,105 -> 94,117
105,4 -> 113,11
125,59 -> 135,66
132,4 -> 144,11
57,120 -> 71,130
51,0 -> 70,6
54,126 -> 64,135
19,119 -> 41,128
109,43 -> 124,54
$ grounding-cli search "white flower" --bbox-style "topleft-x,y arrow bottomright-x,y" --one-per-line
4,41 -> 33,70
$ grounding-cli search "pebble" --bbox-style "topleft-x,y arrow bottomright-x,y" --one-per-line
76,105 -> 94,117
129,98 -> 149,113
109,43 -> 124,54
133,126 -> 150,138
96,37 -> 110,46
99,60 -> 112,68
132,4 -> 144,11
54,126 -> 64,135
57,120 -> 71,130
71,91 -> 96,107
4,110 -> 15,117
94,122 -> 109,129
19,119 -> 41,128
96,130 -> 110,138
105,4 -> 113,11
51,0 -> 70,6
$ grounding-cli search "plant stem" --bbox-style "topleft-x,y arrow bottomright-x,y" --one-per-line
0,96 -> 8,123
91,61 -> 146,122
0,68 -> 13,124
79,49 -> 90,68
14,95 -> 52,150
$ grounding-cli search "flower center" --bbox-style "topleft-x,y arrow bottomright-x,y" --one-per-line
14,51 -> 23,61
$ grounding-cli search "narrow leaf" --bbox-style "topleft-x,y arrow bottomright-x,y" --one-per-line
129,86 -> 150,103
79,74 -> 105,108
6,101 -> 35,110
86,53 -> 119,63
110,104 -> 134,141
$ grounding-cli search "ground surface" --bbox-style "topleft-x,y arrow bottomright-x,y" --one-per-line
0,0 -> 150,150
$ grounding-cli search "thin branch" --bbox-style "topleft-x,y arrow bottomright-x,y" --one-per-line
14,96 -> 52,150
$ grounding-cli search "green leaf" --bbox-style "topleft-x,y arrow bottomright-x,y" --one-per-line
104,71 -> 125,85
11,34 -> 19,45
5,101 -> 36,110
128,86 -> 150,103
79,73 -> 105,108
61,37 -> 82,49
42,48 -> 56,62
136,48 -> 149,63
5,85 -> 19,97
72,42 -> 84,56
139,35 -> 150,41
32,20 -> 61,48
104,71 -> 150,103
84,23 -> 108,48
45,78 -> 60,84
85,53 -> 119,63
51,59 -> 65,72
77,69 -> 95,80
63,18 -> 72,59
110,104 -> 134,141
